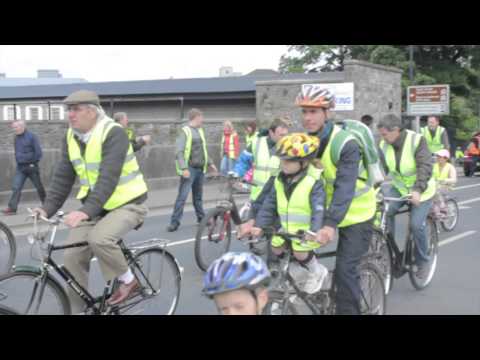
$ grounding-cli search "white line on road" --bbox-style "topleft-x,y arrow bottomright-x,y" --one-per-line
167,231 -> 238,247
459,206 -> 471,210
458,197 -> 480,206
439,231 -> 477,247
453,183 -> 480,191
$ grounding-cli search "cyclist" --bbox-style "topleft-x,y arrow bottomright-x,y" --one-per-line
377,114 -> 436,279
296,85 -> 376,315
251,133 -> 328,295
32,90 -> 149,313
203,252 -> 271,315
432,149 -> 457,217
235,117 -> 290,237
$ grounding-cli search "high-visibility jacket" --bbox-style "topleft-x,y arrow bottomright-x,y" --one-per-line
67,118 -> 148,211
250,136 -> 280,201
320,125 -> 376,228
380,130 -> 436,202
221,133 -> 238,159
421,126 -> 446,154
175,126 -> 209,175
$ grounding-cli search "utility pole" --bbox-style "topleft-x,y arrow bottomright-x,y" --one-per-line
409,45 -> 420,133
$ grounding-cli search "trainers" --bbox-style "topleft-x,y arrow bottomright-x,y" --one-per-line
166,223 -> 179,232
416,263 -> 429,279
2,208 -> 16,216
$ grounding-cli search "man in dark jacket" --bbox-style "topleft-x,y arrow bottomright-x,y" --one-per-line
113,112 -> 151,152
3,120 -> 46,215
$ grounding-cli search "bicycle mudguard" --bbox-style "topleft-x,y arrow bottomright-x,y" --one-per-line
12,265 -> 42,274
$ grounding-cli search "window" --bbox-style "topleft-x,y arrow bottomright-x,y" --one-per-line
26,106 -> 43,121
50,105 -> 65,120
3,105 -> 21,121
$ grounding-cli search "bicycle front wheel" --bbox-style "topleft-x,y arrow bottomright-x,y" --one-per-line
0,222 -> 16,275
368,230 -> 393,295
0,304 -> 21,315
358,263 -> 386,315
0,271 -> 70,315
195,207 -> 232,272
440,199 -> 459,232
409,218 -> 439,291
118,248 -> 181,315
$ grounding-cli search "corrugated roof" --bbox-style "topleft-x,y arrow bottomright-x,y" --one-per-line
0,72 -> 331,101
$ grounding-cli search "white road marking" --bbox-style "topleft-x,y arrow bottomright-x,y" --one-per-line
458,197 -> 480,206
459,206 -> 471,210
453,183 -> 480,191
439,231 -> 477,247
167,231 -> 238,247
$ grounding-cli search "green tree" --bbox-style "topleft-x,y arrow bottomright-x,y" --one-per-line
279,45 -> 480,142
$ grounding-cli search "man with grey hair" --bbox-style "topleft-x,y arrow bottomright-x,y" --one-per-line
167,108 -> 218,232
2,120 -> 46,215
420,115 -> 450,154
113,112 -> 151,152
377,113 -> 436,279
32,90 -> 149,312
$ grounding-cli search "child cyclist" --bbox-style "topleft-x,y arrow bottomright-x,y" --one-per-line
432,149 -> 457,216
250,133 -> 328,294
202,252 -> 271,315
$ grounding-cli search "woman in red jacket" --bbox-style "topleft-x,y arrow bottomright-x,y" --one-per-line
220,120 -> 240,176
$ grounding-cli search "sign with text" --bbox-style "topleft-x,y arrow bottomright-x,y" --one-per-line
306,83 -> 354,111
407,85 -> 450,116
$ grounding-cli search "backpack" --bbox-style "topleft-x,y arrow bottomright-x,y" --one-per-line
336,119 -> 385,186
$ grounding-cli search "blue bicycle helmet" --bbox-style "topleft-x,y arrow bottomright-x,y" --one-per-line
203,252 -> 271,297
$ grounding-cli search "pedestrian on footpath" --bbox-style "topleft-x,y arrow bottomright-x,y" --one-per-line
220,120 -> 240,176
2,120 -> 46,215
167,109 -> 218,232
113,112 -> 152,152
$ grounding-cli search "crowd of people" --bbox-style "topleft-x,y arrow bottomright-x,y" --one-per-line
1,84 -> 475,315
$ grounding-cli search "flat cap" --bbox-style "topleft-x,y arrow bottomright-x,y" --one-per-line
64,90 -> 100,106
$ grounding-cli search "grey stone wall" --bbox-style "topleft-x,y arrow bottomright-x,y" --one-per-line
0,118 -> 251,204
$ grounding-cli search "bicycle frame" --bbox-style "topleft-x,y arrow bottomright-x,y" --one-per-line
22,212 -> 175,315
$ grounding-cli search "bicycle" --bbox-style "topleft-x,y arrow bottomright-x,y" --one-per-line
195,173 -> 265,271
431,183 -> 459,233
369,193 -> 439,293
0,209 -> 182,315
0,304 -> 20,315
262,229 -> 386,315
0,220 -> 16,275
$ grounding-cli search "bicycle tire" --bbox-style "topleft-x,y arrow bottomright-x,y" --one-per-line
0,304 -> 21,315
194,207 -> 232,272
358,262 -> 386,315
440,198 -> 459,232
409,218 -> 439,291
368,230 -> 394,295
0,270 -> 71,315
117,247 -> 181,315
0,221 -> 16,275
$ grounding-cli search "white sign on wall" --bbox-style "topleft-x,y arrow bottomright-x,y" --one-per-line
304,83 -> 355,111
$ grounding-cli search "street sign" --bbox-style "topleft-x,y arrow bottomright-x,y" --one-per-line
407,85 -> 450,116
306,83 -> 355,111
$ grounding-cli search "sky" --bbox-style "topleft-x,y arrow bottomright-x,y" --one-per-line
0,45 -> 289,82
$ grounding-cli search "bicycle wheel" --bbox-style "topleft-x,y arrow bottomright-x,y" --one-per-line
358,262 -> 386,315
195,207 -> 232,272
409,218 -> 439,291
368,230 -> 393,295
118,248 -> 181,315
0,271 -> 71,315
0,304 -> 20,315
440,199 -> 459,232
0,221 -> 16,275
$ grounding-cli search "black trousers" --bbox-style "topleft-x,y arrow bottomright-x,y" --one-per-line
334,219 -> 373,315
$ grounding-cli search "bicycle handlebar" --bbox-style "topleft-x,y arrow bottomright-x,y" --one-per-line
27,208 -> 64,225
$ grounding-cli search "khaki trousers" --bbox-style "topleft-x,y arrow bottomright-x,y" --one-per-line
63,203 -> 148,313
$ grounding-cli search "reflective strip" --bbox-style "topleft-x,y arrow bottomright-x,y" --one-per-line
118,170 -> 142,185
85,163 -> 100,171
279,214 -> 311,224
252,179 -> 266,187
71,159 -> 83,167
411,133 -> 419,156
255,165 -> 279,172
355,185 -> 371,197
79,178 -> 89,186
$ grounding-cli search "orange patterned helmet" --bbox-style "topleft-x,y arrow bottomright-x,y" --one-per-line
276,133 -> 320,161
295,84 -> 335,109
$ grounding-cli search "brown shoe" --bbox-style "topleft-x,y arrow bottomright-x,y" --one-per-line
108,279 -> 140,306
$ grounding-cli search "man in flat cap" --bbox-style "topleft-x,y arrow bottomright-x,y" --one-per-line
33,90 -> 149,313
